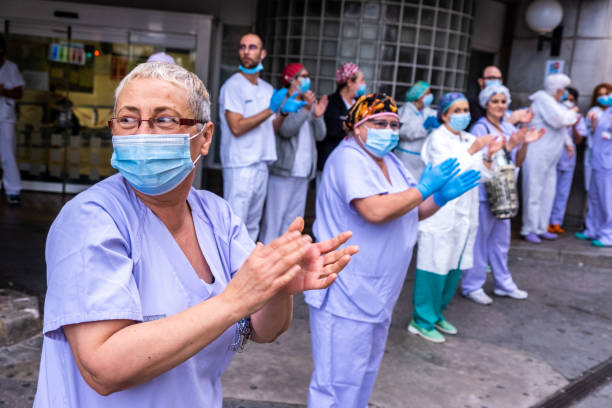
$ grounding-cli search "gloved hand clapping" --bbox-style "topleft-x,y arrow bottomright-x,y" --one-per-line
423,116 -> 440,131
269,88 -> 289,112
433,169 -> 481,207
280,92 -> 308,114
415,158 -> 460,200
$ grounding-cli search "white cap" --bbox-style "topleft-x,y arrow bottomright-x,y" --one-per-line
146,52 -> 176,64
544,73 -> 570,95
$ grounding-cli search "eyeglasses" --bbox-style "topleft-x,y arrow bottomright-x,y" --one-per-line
108,116 -> 207,131
367,119 -> 400,131
484,76 -> 503,81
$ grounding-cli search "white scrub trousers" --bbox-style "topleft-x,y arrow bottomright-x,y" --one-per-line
0,122 -> 22,196
222,162 -> 269,241
260,175 -> 309,244
521,154 -> 558,236
307,306 -> 389,408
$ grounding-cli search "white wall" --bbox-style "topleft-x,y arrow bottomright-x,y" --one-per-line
507,0 -> 612,110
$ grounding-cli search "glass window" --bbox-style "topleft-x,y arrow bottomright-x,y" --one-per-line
381,44 -> 397,61
306,20 -> 321,36
448,34 -> 460,50
288,38 -> 301,55
417,48 -> 431,65
380,65 -> 395,81
319,59 -> 337,77
359,62 -> 374,80
431,69 -> 445,87
322,40 -> 337,57
421,8 -> 435,26
363,1 -> 381,20
325,0 -> 342,18
401,27 -> 416,45
419,29 -> 433,46
290,19 -> 303,36
416,67 -> 429,82
397,66 -> 414,84
395,85 -> 409,102
304,40 -> 319,56
434,30 -> 448,48
399,46 -> 414,63
291,1 -> 304,17
437,12 -> 450,30
323,21 -> 340,37
307,0 -> 322,17
402,6 -> 419,25
450,15 -> 461,31
340,40 -> 357,58
446,52 -> 457,69
343,21 -> 359,38
361,24 -> 379,40
384,25 -> 399,42
385,5 -> 401,23
433,50 -> 445,67
360,42 -> 377,59
344,1 -> 362,17
379,83 -> 393,96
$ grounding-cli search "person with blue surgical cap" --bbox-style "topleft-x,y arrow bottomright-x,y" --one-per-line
34,62 -> 357,407
548,87 -> 587,234
260,62 -> 328,244
462,85 -> 545,305
576,83 -> 612,241
576,85 -> 612,247
306,93 -> 480,407
394,81 -> 440,180
521,73 -> 579,243
410,92 -> 504,343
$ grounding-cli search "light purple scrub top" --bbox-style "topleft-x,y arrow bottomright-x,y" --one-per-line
34,174 -> 255,408
470,117 -> 519,203
304,137 -> 419,323
591,107 -> 612,172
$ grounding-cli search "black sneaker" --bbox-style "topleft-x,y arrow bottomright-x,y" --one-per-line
7,195 -> 20,205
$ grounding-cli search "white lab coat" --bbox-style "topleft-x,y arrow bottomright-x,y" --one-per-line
417,125 -> 492,275
394,102 -> 437,181
521,90 -> 578,235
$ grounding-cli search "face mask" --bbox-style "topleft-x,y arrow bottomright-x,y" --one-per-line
422,93 -> 434,107
560,89 -> 569,101
448,113 -> 471,132
485,79 -> 502,87
111,129 -> 203,196
356,83 -> 366,98
363,128 -> 399,157
563,100 -> 575,109
597,95 -> 612,107
298,77 -> 311,94
238,62 -> 264,75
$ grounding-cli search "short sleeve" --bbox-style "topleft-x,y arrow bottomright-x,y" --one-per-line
11,64 -> 25,88
228,209 -> 256,276
469,122 -> 488,137
332,147 -> 389,205
222,80 -> 244,115
43,199 -> 142,340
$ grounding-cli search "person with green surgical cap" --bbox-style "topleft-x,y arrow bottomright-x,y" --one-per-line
409,92 -> 504,343
394,81 -> 440,181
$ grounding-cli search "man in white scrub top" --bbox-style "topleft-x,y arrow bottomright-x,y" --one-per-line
0,35 -> 25,204
220,33 -> 303,240
34,62 -> 358,408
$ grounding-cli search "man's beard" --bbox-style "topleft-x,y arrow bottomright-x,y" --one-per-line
240,58 -> 259,69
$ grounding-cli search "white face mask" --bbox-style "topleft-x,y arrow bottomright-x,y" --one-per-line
562,100 -> 575,109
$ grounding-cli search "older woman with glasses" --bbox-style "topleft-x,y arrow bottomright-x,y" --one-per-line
305,93 -> 480,407
33,62 -> 358,408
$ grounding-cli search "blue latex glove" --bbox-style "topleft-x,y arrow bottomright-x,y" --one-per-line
269,88 -> 289,112
423,116 -> 440,131
281,92 -> 308,113
433,169 -> 481,207
415,158 -> 460,199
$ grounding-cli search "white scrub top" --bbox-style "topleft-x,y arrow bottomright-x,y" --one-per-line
0,60 -> 25,123
417,125 -> 492,275
219,72 -> 277,168
34,174 -> 255,408
304,137 -> 419,323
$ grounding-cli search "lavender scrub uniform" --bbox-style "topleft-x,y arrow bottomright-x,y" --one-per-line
34,174 -> 255,408
304,137 -> 419,408
461,117 -> 520,296
584,107 -> 612,244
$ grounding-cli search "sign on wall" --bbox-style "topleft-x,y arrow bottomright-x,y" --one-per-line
544,59 -> 565,77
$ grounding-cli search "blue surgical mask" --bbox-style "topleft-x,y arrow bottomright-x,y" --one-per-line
364,128 -> 399,157
298,77 -> 311,94
449,113 -> 471,132
561,89 -> 569,101
485,79 -> 502,87
238,62 -> 264,75
597,95 -> 612,107
422,93 -> 434,107
356,83 -> 366,98
111,130 -> 203,196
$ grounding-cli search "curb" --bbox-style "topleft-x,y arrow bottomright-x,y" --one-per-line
0,289 -> 42,347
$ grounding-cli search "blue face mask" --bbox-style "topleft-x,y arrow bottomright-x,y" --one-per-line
238,62 -> 264,75
298,77 -> 311,94
364,128 -> 399,157
449,113 -> 471,132
485,79 -> 502,87
597,95 -> 612,107
110,130 -> 203,196
422,93 -> 434,107
560,89 -> 569,101
356,83 -> 366,98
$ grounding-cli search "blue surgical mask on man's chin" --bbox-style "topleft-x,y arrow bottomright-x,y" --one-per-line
485,79 -> 502,87
238,62 -> 264,75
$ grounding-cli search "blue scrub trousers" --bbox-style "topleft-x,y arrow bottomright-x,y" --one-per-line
308,306 -> 390,408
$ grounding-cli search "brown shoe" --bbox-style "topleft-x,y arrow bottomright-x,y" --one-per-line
548,224 -> 565,234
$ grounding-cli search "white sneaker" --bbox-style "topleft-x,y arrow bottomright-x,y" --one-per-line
465,288 -> 493,305
493,288 -> 528,300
